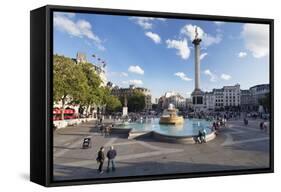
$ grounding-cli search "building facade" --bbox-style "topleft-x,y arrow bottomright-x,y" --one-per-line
158,91 -> 186,110
202,84 -> 241,110
111,85 -> 152,111
249,84 -> 270,111
240,89 -> 253,111
223,84 -> 241,108
204,92 -> 215,110
201,84 -> 269,112
186,98 -> 193,110
213,88 -> 224,109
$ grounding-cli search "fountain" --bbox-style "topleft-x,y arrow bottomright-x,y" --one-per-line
159,104 -> 184,124
113,28 -> 216,143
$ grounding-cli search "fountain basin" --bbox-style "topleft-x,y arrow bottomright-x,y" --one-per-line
114,118 -> 216,144
159,115 -> 184,124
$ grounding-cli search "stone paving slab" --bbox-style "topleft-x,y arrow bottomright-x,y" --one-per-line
53,119 -> 270,181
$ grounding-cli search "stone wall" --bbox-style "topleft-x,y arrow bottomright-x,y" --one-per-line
53,118 -> 96,129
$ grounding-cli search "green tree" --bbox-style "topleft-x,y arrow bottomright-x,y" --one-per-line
105,95 -> 122,113
53,55 -> 89,119
79,62 -> 102,116
127,91 -> 145,112
258,93 -> 270,113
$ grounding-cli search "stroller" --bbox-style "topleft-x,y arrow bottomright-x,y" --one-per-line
82,137 -> 92,149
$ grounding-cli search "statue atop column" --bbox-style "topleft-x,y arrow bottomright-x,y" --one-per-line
195,27 -> 199,39
192,27 -> 202,45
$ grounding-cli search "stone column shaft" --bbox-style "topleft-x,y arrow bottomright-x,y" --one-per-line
195,43 -> 200,90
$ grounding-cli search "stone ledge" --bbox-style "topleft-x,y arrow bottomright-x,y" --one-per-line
53,118 -> 96,129
152,131 -> 216,144
113,126 -> 216,144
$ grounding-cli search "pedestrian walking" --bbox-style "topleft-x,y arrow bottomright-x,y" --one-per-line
260,121 -> 264,131
105,124 -> 112,137
244,118 -> 248,126
106,146 -> 117,172
263,122 -> 268,133
99,116 -> 103,124
100,124 -> 105,136
96,146 -> 105,174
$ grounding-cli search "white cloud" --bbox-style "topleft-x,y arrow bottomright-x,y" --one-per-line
122,79 -> 143,85
238,52 -> 247,58
145,31 -> 161,44
200,52 -> 208,60
221,73 -> 232,80
166,38 -> 190,60
174,72 -> 192,81
128,65 -> 144,75
204,34 -> 222,47
121,72 -> 128,77
204,69 -> 217,82
129,17 -> 166,30
214,21 -> 224,26
181,24 -> 222,47
54,12 -> 105,50
241,23 -> 269,58
109,72 -> 128,77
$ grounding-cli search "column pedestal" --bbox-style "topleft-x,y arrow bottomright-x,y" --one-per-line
122,107 -> 128,117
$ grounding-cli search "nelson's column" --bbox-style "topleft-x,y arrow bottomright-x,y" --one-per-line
191,27 -> 204,112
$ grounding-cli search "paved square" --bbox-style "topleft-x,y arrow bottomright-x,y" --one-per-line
53,119 -> 270,181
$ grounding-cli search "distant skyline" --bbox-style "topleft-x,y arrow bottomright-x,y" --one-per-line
53,12 -> 270,100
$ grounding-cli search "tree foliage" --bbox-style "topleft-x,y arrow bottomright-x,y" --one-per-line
53,55 -> 89,105
127,91 -> 145,112
258,93 -> 270,112
53,54 -> 122,118
79,62 -> 102,108
105,95 -> 122,113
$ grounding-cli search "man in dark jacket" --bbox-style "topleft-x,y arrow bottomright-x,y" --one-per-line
96,146 -> 105,174
106,146 -> 117,172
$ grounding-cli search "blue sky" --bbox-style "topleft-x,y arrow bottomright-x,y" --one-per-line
53,12 -> 270,101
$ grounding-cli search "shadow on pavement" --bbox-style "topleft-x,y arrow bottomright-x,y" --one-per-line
54,160 -> 258,181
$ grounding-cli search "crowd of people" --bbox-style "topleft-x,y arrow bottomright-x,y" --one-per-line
96,117 -> 114,137
92,111 -> 269,174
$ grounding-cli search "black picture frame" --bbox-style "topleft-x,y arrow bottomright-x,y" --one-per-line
30,4 -> 274,187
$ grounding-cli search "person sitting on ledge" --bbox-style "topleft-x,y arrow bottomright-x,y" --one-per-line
196,130 -> 203,144
212,121 -> 216,131
202,128 -> 207,143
